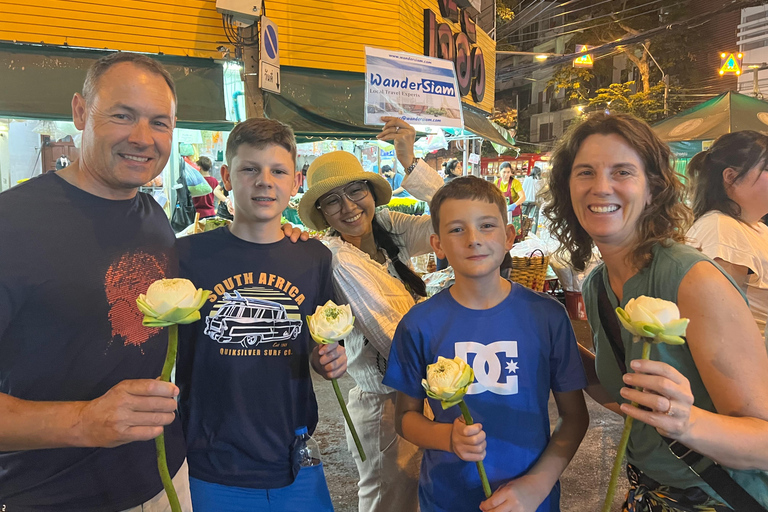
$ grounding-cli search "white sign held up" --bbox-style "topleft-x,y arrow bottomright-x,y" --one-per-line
364,47 -> 463,128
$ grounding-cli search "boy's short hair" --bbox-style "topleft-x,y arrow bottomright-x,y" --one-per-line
430,176 -> 508,233
226,118 -> 297,168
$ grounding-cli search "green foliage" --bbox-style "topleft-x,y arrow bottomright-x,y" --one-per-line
547,66 -> 596,103
490,108 -> 517,130
496,0 -> 515,22
587,81 -> 667,122
383,200 -> 427,216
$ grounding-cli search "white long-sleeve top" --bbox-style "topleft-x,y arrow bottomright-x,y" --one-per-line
326,161 -> 443,394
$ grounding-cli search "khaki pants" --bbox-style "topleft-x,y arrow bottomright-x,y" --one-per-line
120,460 -> 192,512
345,387 -> 422,512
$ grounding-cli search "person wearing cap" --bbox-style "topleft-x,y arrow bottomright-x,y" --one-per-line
298,117 -> 443,512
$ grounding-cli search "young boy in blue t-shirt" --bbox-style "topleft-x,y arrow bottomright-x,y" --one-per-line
175,119 -> 346,511
383,177 -> 589,512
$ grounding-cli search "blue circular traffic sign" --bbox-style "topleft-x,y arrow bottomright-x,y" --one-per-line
264,25 -> 278,60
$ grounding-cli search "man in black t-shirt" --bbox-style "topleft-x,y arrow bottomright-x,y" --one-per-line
0,53 -> 191,511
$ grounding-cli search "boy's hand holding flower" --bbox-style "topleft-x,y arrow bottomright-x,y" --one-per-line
423,356 -> 492,498
311,342 -> 347,380
307,301 -> 351,380
450,417 -> 487,462
306,301 -> 363,461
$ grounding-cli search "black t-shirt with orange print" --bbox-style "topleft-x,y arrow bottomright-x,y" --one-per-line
0,172 -> 185,511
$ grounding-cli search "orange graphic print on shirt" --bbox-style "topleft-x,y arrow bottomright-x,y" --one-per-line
104,251 -> 168,348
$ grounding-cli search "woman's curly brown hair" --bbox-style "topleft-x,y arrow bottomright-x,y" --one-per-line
541,112 -> 692,271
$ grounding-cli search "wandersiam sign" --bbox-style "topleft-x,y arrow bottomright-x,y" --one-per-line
364,46 -> 464,128
424,0 -> 486,104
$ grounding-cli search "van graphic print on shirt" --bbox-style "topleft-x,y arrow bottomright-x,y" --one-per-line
205,288 -> 303,352
455,341 -> 519,395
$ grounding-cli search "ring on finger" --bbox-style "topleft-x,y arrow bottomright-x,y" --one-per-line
395,126 -> 400,132
664,398 -> 674,416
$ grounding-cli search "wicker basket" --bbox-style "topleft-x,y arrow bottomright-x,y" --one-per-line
509,249 -> 549,292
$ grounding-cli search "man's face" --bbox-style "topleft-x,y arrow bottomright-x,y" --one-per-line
72,62 -> 176,195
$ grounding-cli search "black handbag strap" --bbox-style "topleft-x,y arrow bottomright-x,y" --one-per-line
595,270 -> 627,374
594,270 -> 766,512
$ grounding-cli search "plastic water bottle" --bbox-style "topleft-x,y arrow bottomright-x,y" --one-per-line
295,426 -> 321,467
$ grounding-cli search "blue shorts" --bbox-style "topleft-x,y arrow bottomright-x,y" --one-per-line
189,463 -> 335,512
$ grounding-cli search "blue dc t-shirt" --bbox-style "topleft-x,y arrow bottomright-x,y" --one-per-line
177,228 -> 333,489
0,173 -> 185,511
383,285 -> 587,512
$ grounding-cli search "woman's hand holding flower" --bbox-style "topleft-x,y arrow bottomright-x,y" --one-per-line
620,359 -> 696,439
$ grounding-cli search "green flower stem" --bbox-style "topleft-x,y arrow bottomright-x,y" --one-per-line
458,400 -> 492,499
332,378 -> 366,462
157,324 -> 181,512
601,340 -> 652,512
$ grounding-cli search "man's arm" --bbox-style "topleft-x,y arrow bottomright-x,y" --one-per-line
0,379 -> 179,451
479,389 -> 589,512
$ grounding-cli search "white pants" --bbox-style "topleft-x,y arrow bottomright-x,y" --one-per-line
345,387 -> 422,512
120,460 -> 192,512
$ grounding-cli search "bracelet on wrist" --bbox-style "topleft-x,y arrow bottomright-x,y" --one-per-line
405,158 -> 420,174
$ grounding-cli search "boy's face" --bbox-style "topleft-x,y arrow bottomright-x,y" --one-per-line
430,198 -> 514,280
221,143 -> 298,225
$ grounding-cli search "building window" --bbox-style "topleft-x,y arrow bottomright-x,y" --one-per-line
746,10 -> 768,23
539,122 -> 554,141
744,40 -> 768,51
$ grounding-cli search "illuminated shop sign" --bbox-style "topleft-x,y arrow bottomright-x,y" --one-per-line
423,0 -> 486,103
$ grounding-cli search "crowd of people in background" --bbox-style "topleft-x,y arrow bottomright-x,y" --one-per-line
1,52 -> 767,512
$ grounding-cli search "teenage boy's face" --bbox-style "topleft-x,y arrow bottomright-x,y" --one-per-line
430,198 -> 514,280
221,143 -> 298,225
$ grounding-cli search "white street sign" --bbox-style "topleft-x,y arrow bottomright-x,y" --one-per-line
260,61 -> 281,94
260,16 -> 280,93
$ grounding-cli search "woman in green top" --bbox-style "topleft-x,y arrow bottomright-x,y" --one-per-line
543,112 -> 768,511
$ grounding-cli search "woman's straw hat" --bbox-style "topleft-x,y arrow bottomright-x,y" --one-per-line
298,151 -> 392,231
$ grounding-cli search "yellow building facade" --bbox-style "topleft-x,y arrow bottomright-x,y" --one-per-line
0,0 -> 495,112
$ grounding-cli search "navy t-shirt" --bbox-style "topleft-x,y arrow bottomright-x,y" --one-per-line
0,173 -> 185,511
176,228 -> 333,489
383,285 -> 587,512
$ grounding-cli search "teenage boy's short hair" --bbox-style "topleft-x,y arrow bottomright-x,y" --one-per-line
430,176 -> 508,233
226,118 -> 297,167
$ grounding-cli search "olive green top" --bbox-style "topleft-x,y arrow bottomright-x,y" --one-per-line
583,242 -> 768,506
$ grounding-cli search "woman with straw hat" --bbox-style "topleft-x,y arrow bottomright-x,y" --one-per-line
299,117 -> 443,512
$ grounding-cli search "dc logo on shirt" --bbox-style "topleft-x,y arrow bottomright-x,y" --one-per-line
455,341 -> 519,395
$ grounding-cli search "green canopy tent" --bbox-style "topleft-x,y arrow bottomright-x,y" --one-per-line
653,91 -> 768,174
264,66 -> 515,148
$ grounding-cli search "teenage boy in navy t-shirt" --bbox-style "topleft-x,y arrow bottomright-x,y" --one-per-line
176,119 -> 346,511
383,177 -> 589,512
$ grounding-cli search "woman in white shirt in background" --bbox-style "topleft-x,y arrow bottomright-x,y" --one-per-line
686,130 -> 768,338
298,117 -> 443,512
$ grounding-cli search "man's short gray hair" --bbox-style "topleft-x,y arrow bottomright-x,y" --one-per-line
82,52 -> 177,104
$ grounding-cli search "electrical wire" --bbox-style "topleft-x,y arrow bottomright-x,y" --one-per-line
499,0 -> 616,38
506,0 -> 679,48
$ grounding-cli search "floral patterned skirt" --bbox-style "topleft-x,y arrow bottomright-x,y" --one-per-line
623,464 -> 733,512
